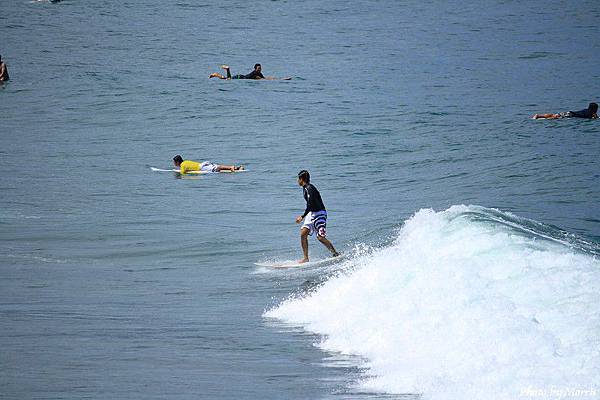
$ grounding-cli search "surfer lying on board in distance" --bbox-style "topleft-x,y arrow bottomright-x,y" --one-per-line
209,64 -> 291,80
295,170 -> 339,264
0,54 -> 9,82
173,155 -> 244,174
532,102 -> 598,119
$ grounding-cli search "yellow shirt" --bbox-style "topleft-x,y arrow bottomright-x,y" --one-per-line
180,160 -> 200,174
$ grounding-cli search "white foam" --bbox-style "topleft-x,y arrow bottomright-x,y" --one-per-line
265,205 -> 600,399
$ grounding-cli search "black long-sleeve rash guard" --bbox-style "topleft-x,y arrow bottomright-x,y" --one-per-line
569,108 -> 596,118
302,183 -> 326,218
242,70 -> 265,79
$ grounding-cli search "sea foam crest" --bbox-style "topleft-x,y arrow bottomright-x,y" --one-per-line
265,205 -> 600,399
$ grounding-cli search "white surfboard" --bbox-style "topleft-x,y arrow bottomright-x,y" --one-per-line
150,167 -> 246,174
254,254 -> 345,269
151,167 -> 180,172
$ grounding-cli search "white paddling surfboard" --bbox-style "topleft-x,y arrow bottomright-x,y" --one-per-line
254,254 -> 345,269
150,167 -> 246,174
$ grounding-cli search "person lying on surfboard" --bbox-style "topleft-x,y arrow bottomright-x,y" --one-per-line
0,54 -> 9,82
209,64 -> 291,80
295,170 -> 339,264
532,102 -> 598,120
173,155 -> 244,174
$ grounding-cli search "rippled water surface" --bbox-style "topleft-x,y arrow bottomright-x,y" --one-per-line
1,1 -> 599,399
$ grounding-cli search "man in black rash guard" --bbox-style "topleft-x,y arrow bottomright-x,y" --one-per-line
533,102 -> 598,120
294,170 -> 340,264
209,64 -> 265,80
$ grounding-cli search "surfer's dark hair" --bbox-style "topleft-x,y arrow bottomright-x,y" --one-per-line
254,63 -> 261,69
173,155 -> 183,164
589,103 -> 598,113
297,170 -> 310,183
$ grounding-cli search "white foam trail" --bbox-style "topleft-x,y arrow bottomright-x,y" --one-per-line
265,205 -> 600,399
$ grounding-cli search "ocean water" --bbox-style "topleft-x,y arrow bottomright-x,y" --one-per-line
1,0 -> 599,399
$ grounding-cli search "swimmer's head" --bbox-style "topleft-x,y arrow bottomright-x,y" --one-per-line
589,103 -> 598,114
297,170 -> 310,186
254,63 -> 261,72
173,155 -> 183,167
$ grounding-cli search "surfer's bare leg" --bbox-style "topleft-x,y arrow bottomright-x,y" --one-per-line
215,164 -> 244,172
317,235 -> 339,257
215,165 -> 235,172
209,72 -> 227,79
209,65 -> 232,80
299,227 -> 310,263
532,113 -> 561,119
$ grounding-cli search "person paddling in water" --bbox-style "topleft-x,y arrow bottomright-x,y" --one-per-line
173,155 -> 244,174
533,102 -> 598,120
295,170 -> 339,264
209,64 -> 291,80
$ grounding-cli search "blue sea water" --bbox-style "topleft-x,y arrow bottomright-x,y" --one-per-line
1,0 -> 599,399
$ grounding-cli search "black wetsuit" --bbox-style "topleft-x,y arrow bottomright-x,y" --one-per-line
227,69 -> 265,80
302,184 -> 326,218
568,108 -> 596,119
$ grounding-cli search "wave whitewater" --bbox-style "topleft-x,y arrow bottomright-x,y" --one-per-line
265,205 -> 600,399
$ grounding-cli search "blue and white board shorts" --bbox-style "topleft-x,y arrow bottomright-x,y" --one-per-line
302,211 -> 328,237
200,161 -> 218,172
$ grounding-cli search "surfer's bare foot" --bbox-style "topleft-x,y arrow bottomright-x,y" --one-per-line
298,258 -> 309,264
221,65 -> 229,70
